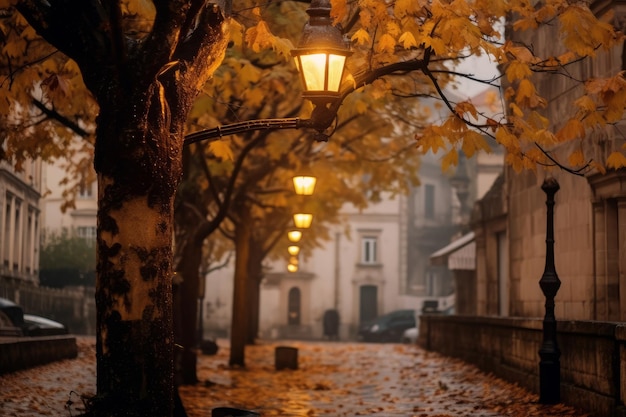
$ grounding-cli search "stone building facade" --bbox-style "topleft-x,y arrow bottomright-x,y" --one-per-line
420,1 -> 626,416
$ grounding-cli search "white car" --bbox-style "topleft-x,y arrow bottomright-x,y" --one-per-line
402,326 -> 419,344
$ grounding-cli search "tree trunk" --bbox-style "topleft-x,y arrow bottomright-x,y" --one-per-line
246,244 -> 264,344
230,215 -> 251,366
174,238 -> 202,384
93,100 -> 182,416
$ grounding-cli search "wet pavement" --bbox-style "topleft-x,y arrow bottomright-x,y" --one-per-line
0,337 -> 590,416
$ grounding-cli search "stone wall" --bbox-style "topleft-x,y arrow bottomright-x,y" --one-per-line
419,315 -> 626,417
0,280 -> 96,335
0,335 -> 78,374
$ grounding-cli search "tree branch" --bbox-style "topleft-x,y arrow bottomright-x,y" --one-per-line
31,97 -> 91,138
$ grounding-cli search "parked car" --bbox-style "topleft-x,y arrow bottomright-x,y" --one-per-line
402,326 -> 419,344
0,297 -> 68,336
358,309 -> 416,343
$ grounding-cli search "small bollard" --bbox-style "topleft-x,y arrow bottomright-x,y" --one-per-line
212,407 -> 259,417
275,346 -> 298,370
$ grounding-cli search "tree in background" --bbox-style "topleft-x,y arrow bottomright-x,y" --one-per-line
39,228 -> 96,288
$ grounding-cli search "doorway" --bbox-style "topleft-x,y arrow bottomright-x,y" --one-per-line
359,285 -> 378,323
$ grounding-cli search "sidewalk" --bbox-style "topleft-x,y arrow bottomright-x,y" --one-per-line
0,337 -> 590,416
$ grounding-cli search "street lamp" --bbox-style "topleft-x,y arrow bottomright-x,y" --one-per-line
288,230 -> 303,242
291,0 -> 351,105
538,177 -> 561,404
287,264 -> 299,273
293,175 -> 317,196
288,245 -> 301,256
184,0 -> 351,146
293,213 -> 313,228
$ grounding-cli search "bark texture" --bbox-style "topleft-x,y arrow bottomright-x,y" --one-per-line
16,1 -> 229,415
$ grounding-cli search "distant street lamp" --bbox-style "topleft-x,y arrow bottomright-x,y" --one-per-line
293,213 -> 313,228
288,245 -> 301,256
538,177 -> 561,404
184,0 -> 351,146
288,230 -> 303,242
287,264 -> 299,273
293,175 -> 317,196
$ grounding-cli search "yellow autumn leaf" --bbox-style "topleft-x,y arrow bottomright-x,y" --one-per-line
330,0 -> 348,24
209,140 -> 234,161
399,32 -> 418,49
555,119 -> 585,142
574,95 -> 596,112
229,19 -> 244,47
243,88 -> 265,108
245,21 -> 275,53
515,79 -> 538,105
441,149 -> 459,172
509,103 -> 524,117
395,0 -> 421,17
504,153 -> 524,174
606,151 -> 626,169
351,29 -> 371,46
568,149 -> 585,167
424,36 -> 447,55
455,101 -> 479,120
386,22 -> 401,38
375,34 -> 397,54
495,126 -> 519,150
506,61 -> 532,82
461,131 -> 491,157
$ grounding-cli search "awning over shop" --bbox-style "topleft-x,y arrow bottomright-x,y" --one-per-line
429,231 -> 475,270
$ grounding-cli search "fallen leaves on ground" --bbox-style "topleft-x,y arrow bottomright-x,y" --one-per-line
179,340 -> 591,417
0,338 -> 591,417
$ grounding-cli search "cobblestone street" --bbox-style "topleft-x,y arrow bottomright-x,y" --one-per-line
0,337 -> 590,417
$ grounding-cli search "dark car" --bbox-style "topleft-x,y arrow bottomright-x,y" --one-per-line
358,309 -> 416,343
0,297 -> 68,337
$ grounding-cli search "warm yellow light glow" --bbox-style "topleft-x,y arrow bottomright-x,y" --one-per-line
288,246 -> 300,256
293,175 -> 317,195
327,54 -> 346,92
287,264 -> 298,273
293,213 -> 313,228
300,53 -> 327,91
289,256 -> 299,265
288,230 -> 302,242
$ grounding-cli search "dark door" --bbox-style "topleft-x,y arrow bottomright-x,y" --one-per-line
287,287 -> 301,325
359,285 -> 378,323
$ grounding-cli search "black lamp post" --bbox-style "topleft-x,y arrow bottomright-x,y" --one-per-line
184,0 -> 350,146
538,177 -> 561,404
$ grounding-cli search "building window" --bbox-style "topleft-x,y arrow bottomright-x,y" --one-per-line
424,184 -> 435,219
361,236 -> 378,264
79,181 -> 93,199
77,226 -> 97,244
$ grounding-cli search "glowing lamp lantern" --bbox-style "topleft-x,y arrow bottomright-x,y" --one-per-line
293,213 -> 313,229
288,245 -> 301,256
288,230 -> 303,242
287,264 -> 299,273
291,0 -> 351,105
293,175 -> 317,196
290,256 -> 299,266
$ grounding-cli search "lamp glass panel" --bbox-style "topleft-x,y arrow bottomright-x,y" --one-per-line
293,213 -> 313,228
327,54 -> 346,92
287,264 -> 298,272
288,230 -> 302,242
288,245 -> 300,256
293,176 -> 317,195
300,53 -> 328,91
